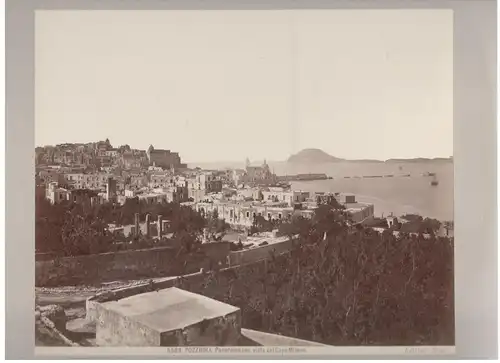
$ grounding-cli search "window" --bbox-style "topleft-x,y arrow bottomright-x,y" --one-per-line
246,212 -> 250,218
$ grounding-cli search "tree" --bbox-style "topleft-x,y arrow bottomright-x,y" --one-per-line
179,205 -> 455,346
60,208 -> 113,256
399,214 -> 442,235
35,192 -> 208,256
251,215 -> 274,234
206,209 -> 229,242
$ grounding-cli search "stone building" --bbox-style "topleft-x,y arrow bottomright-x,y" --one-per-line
146,145 -> 184,170
45,182 -> 106,205
242,159 -> 276,184
63,172 -> 112,191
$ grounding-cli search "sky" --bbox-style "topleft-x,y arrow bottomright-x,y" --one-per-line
35,10 -> 453,163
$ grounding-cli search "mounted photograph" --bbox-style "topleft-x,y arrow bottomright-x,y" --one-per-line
34,9 -> 454,352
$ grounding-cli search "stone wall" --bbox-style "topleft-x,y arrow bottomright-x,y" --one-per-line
86,261 -> 268,322
228,238 -> 297,266
36,242 -> 231,287
95,303 -> 162,346
83,241 -> 295,322
160,309 -> 241,346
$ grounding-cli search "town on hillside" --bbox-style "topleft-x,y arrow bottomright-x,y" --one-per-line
37,139 -> 378,228
35,139 -> 454,348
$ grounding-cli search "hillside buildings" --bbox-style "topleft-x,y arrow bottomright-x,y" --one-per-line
36,139 -> 186,173
146,145 -> 187,170
37,139 -> 374,228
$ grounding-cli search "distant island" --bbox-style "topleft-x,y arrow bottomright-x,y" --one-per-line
287,149 -> 453,164
287,149 -> 346,163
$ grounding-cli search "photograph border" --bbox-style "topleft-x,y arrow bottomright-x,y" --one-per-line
6,0 -> 497,359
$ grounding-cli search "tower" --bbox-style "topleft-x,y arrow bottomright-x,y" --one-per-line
245,157 -> 250,168
147,145 -> 154,163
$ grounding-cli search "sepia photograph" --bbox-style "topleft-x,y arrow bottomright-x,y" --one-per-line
33,8 -> 456,351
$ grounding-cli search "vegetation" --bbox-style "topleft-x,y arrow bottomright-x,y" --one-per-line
177,201 -> 454,346
37,185 -> 453,345
205,210 -> 230,242
250,215 -> 277,234
36,186 -> 207,257
398,214 -> 442,235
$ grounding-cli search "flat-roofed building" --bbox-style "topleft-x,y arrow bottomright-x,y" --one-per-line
95,287 -> 241,346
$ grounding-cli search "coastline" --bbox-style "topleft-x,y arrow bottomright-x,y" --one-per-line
289,175 -> 454,222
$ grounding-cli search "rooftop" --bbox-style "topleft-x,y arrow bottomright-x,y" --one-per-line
343,202 -> 372,210
100,287 -> 239,333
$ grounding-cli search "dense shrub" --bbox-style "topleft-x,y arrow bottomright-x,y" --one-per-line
399,214 -> 442,234
178,204 -> 454,346
35,186 -> 206,256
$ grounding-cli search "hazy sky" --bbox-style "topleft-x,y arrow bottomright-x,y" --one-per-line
35,10 -> 453,163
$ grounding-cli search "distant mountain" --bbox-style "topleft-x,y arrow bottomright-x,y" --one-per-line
287,149 -> 453,164
287,149 -> 345,163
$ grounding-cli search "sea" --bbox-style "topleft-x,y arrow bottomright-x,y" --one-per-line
189,161 -> 454,222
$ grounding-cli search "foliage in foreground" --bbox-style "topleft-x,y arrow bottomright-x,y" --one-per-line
178,203 -> 454,346
36,186 -> 207,256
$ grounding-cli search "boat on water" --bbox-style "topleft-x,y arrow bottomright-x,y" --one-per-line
430,175 -> 439,186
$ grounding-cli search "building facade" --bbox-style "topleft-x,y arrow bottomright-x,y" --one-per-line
146,145 -> 184,170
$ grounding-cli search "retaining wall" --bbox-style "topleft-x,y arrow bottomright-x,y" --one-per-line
36,242 -> 230,287
86,260 -> 269,322
228,238 -> 297,266
84,239 -> 299,321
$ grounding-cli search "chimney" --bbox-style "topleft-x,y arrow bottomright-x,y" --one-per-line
134,213 -> 140,237
157,215 -> 163,237
145,214 -> 151,237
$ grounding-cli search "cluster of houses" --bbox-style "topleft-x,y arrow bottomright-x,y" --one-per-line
36,139 -> 187,171
182,187 -> 374,229
37,139 -> 375,229
42,171 -> 374,229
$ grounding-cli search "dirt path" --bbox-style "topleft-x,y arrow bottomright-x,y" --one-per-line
35,320 -> 72,347
35,277 -> 184,347
35,276 -> 178,307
